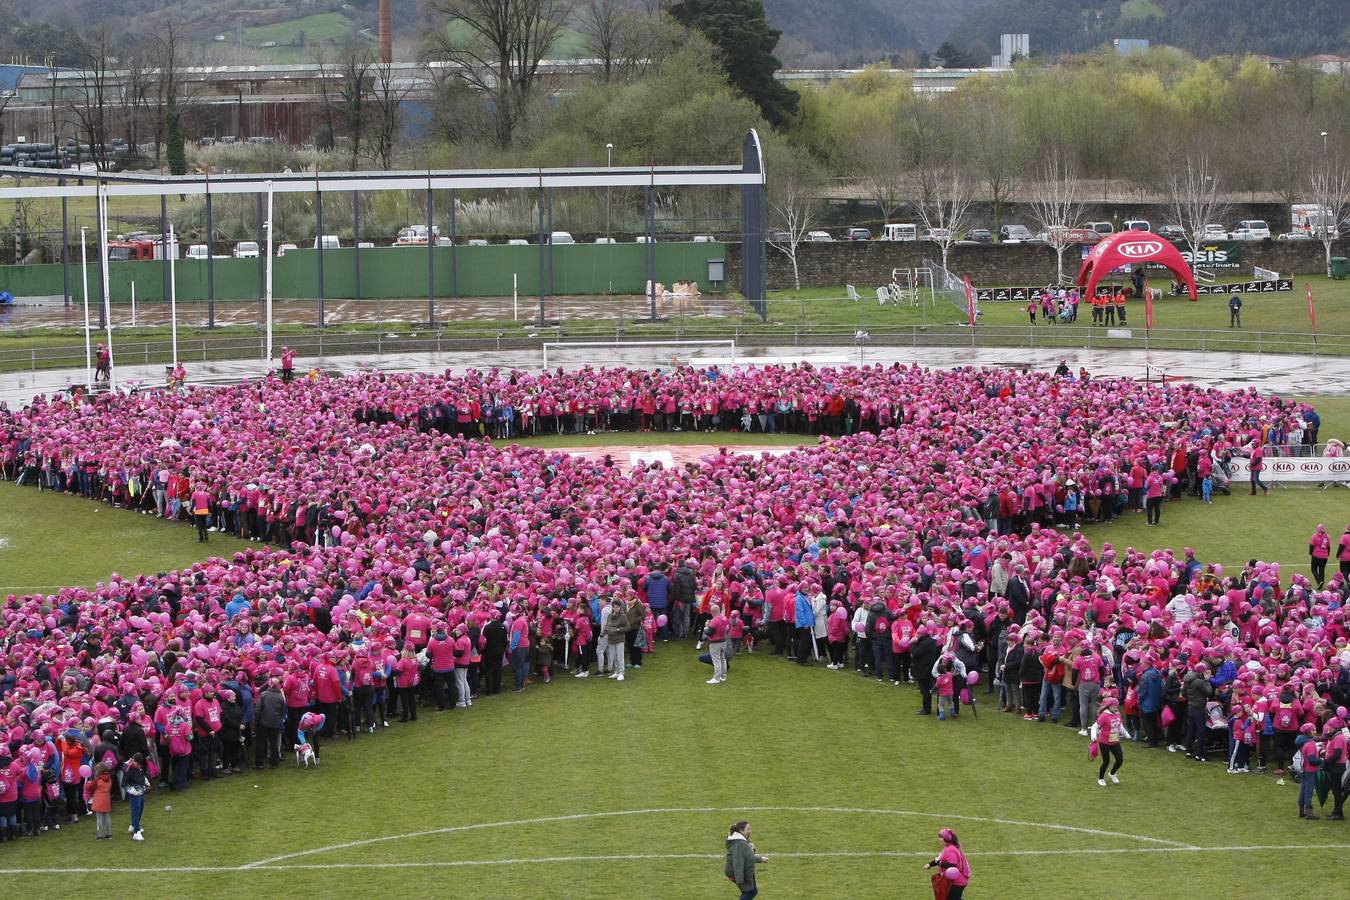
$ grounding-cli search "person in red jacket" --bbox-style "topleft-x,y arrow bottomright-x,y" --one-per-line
312,654 -> 343,745
394,648 -> 420,722
192,684 -> 222,781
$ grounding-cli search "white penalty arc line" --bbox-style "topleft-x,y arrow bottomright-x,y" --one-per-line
241,804 -> 1192,870
4,845 -> 1350,876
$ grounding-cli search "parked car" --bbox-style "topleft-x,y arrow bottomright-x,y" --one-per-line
186,244 -> 209,260
880,223 -> 918,241
692,234 -> 717,243
593,237 -> 616,244
547,231 -> 575,244
507,238 -> 530,246
846,227 -> 872,241
1086,221 -> 1114,236
1122,219 -> 1151,232
1156,225 -> 1186,241
1231,219 -> 1271,241
233,241 -> 260,258
466,238 -> 489,246
999,224 -> 1034,243
807,230 -> 834,242
634,235 -> 654,243
770,230 -> 792,243
964,228 -> 992,243
920,227 -> 951,241
1201,224 -> 1228,240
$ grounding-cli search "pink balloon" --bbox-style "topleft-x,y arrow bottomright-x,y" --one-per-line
657,615 -> 668,628
966,671 -> 981,686
331,526 -> 342,539
404,568 -> 418,584
78,765 -> 91,779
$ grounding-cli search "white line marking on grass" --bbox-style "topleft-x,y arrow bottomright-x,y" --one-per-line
4,845 -> 1350,876
242,804 -> 1192,869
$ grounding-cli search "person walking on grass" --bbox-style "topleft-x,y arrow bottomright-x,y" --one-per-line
83,762 -> 114,840
724,820 -> 768,900
1229,294 -> 1242,327
122,754 -> 148,841
705,603 -> 730,684
925,828 -> 971,900
1093,695 -> 1129,786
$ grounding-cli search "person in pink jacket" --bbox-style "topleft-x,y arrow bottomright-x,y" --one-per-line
394,649 -> 421,722
1308,524 -> 1332,588
924,828 -> 971,900
1094,695 -> 1129,786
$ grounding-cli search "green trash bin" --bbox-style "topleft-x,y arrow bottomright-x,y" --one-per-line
1332,257 -> 1349,280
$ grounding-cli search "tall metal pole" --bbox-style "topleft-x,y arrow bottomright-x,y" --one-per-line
449,189 -> 457,299
60,179 -> 69,307
159,194 -> 170,305
546,190 -> 554,304
265,181 -> 275,364
645,181 -> 657,320
426,182 -> 435,326
256,193 -> 265,324
168,223 -> 178,367
205,177 -> 215,328
606,143 -> 613,241
80,227 -> 91,388
315,185 -> 325,328
352,189 -> 361,302
537,186 -> 546,325
97,180 -> 114,391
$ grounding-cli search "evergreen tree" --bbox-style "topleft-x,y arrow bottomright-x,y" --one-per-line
165,94 -> 186,176
669,0 -> 800,129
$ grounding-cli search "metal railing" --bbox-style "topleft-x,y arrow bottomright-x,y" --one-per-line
3,321 -> 1350,376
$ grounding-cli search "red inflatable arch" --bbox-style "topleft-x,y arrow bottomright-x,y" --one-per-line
1076,231 -> 1198,301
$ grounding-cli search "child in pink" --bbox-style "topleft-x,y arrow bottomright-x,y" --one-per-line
1094,695 -> 1128,785
936,658 -> 956,721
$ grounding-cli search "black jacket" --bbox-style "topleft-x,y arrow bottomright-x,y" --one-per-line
672,565 -> 697,604
118,721 -> 150,760
482,620 -> 509,658
256,687 -> 287,730
911,635 -> 939,681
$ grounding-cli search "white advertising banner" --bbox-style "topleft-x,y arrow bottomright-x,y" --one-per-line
1227,455 -> 1350,482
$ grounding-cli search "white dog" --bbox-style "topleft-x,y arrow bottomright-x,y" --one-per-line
294,741 -> 317,768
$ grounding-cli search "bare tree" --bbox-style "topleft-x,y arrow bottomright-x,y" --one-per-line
334,42 -> 375,170
1165,155 -> 1229,266
766,143 -> 824,291
1308,160 -> 1350,277
424,0 -> 575,149
368,61 -> 413,170
611,6 -> 686,81
1028,149 -> 1087,283
145,25 -> 184,169
847,125 -> 906,226
67,28 -> 113,170
579,0 -> 622,81
913,164 -> 974,273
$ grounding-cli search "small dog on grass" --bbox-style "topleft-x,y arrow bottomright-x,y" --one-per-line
295,741 -> 317,767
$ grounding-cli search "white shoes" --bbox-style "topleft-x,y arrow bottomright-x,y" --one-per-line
695,642 -> 703,650
1098,778 -> 1106,787
707,677 -> 720,684
128,825 -> 134,833
1078,729 -> 1089,736
717,676 -> 726,683
616,674 -> 624,682
575,670 -> 589,678
132,831 -> 144,841
1109,774 -> 1119,784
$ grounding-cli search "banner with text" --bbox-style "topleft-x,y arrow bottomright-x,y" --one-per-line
1170,278 -> 1294,296
1227,455 -> 1350,482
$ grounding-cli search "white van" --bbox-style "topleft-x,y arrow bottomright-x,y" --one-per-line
466,238 -> 489,247
1122,220 -> 1151,232
186,244 -> 209,260
1232,219 -> 1271,240
806,230 -> 834,242
593,237 -> 617,244
233,241 -> 260,259
313,235 -> 342,250
548,231 -> 575,245
507,238 -> 529,246
881,223 -> 918,241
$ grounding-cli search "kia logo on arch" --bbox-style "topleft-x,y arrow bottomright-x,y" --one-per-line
1117,241 -> 1163,258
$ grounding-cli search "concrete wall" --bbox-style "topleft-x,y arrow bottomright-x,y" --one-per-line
727,238 -> 1349,291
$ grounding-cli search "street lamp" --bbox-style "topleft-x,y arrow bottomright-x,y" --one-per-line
80,226 -> 91,388
1322,131 -> 1330,155
605,143 -> 614,241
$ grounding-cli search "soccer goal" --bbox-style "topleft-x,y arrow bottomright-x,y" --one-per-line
1253,265 -> 1280,282
542,340 -> 736,370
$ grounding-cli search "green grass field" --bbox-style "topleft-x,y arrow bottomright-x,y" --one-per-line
4,404 -> 1350,896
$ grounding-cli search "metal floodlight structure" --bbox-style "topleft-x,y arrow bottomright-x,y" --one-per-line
0,131 -> 768,364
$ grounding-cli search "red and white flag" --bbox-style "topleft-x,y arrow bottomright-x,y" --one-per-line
963,275 -> 976,327
1144,278 -> 1154,330
1307,283 -> 1318,332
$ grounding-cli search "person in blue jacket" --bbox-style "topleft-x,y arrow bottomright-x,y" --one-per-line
643,569 -> 671,640
793,585 -> 815,666
1137,660 -> 1165,748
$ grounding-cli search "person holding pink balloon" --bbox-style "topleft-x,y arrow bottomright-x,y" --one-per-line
924,828 -> 971,900
82,762 -> 115,840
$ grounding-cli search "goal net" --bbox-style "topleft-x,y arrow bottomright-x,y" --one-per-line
542,340 -> 736,371
922,256 -> 979,321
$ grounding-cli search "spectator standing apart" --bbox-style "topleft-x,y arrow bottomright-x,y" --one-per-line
912,627 -> 939,716
1144,467 -> 1164,526
1093,696 -> 1128,786
1074,642 -> 1105,736
122,754 -> 148,840
706,603 -> 730,684
1229,294 -> 1242,327
1248,446 -> 1268,496
280,346 -> 296,383
793,584 -> 815,665
191,483 -> 212,542
604,596 -> 626,682
724,821 -> 767,900
924,828 -> 971,900
1310,524 -> 1331,588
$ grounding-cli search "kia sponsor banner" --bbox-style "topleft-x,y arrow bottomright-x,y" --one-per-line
1227,455 -> 1350,482
1170,278 -> 1294,296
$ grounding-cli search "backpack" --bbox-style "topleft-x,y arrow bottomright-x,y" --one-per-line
1291,746 -> 1305,776
1273,701 -> 1298,731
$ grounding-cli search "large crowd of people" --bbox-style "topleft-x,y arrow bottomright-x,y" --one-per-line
0,360 -> 1345,853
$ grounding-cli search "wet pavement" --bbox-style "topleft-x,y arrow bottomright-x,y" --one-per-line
4,343 -> 1349,408
0,292 -> 738,329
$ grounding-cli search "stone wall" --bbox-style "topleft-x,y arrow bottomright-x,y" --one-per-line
725,238 -> 1348,292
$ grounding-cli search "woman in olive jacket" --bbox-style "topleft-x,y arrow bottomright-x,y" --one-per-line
724,820 -> 768,899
